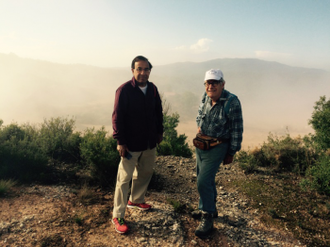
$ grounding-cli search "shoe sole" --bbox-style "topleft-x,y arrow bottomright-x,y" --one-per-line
195,227 -> 214,238
112,219 -> 128,234
127,205 -> 151,211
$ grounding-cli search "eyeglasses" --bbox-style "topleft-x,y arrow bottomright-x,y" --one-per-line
204,81 -> 221,87
135,67 -> 151,73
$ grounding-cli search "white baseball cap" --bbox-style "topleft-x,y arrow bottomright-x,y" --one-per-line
204,69 -> 224,81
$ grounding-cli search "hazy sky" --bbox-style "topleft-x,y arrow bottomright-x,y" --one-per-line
1,0 -> 329,70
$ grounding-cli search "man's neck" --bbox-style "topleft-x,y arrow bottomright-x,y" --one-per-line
137,82 -> 147,87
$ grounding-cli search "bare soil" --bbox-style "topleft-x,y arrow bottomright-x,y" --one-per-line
0,155 -> 325,246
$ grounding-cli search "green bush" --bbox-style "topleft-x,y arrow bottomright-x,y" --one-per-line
0,123 -> 49,183
157,141 -> 173,155
309,96 -> 330,150
80,127 -> 120,186
0,107 -> 194,185
0,122 -> 26,142
236,133 -> 317,174
301,155 -> 330,195
260,134 -> 315,174
0,179 -> 17,196
171,134 -> 192,158
158,112 -> 192,158
235,150 -> 259,173
38,117 -> 82,163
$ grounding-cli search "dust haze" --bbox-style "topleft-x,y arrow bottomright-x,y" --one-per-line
1,53 -> 329,149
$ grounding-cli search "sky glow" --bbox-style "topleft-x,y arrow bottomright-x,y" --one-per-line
1,0 -> 329,70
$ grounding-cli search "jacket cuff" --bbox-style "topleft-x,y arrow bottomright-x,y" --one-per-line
117,139 -> 126,145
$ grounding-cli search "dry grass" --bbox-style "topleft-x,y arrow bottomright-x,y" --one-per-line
76,184 -> 97,205
0,179 -> 17,196
229,170 -> 330,246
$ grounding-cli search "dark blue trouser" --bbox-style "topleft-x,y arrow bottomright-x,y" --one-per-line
196,143 -> 228,214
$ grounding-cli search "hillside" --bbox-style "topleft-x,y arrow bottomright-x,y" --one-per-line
1,53 -> 330,148
2,155 -> 325,247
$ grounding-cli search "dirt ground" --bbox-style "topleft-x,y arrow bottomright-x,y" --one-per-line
0,156 -> 308,247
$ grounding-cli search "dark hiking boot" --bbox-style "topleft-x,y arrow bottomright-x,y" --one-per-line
191,209 -> 218,219
195,212 -> 214,238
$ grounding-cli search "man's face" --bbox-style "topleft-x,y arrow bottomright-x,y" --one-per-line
131,60 -> 151,86
205,80 -> 225,101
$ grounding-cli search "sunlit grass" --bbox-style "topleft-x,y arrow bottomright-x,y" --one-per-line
0,179 -> 17,196
77,184 -> 96,205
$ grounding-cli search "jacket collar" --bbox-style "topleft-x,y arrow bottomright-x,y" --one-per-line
218,89 -> 230,102
131,77 -> 149,88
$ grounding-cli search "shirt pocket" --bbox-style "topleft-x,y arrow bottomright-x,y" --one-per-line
216,108 -> 227,125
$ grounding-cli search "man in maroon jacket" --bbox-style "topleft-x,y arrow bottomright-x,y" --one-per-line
111,55 -> 164,234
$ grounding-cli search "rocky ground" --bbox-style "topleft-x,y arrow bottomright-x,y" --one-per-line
0,156 -> 306,247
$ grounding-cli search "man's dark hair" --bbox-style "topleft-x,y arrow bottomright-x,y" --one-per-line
131,55 -> 153,70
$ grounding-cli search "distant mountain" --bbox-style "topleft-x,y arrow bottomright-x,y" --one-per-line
153,58 -> 330,131
0,53 -> 129,128
1,53 -> 329,147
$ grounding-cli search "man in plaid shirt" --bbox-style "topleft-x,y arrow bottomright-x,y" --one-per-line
193,69 -> 243,238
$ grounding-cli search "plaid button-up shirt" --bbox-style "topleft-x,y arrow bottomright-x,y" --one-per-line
196,89 -> 243,155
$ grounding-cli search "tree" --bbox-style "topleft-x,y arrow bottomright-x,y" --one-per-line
309,96 -> 330,150
157,94 -> 192,158
158,112 -> 192,158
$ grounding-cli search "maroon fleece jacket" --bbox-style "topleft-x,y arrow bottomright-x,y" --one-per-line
112,77 -> 163,152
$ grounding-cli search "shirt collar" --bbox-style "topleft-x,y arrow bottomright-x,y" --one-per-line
132,77 -> 149,87
217,90 -> 229,103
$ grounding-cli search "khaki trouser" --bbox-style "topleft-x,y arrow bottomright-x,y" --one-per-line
112,147 -> 156,219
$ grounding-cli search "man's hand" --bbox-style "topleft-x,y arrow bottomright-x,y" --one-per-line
117,144 -> 128,157
223,154 -> 234,165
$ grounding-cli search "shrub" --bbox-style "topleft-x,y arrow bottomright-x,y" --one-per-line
309,96 -> 330,150
0,179 -> 17,196
301,155 -> 330,195
235,150 -> 258,173
158,112 -> 192,158
236,133 -> 317,175
0,123 -> 49,183
38,117 -> 82,163
170,134 -> 192,158
260,134 -> 315,174
0,122 -> 26,141
80,127 -> 120,186
157,141 -> 172,155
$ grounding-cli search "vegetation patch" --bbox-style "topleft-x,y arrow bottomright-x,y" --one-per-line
0,179 -> 17,197
76,184 -> 97,205
231,167 -> 330,245
166,197 -> 185,213
0,95 -> 329,246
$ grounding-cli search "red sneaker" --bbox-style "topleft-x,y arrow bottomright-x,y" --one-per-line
112,218 -> 129,234
127,200 -> 151,211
